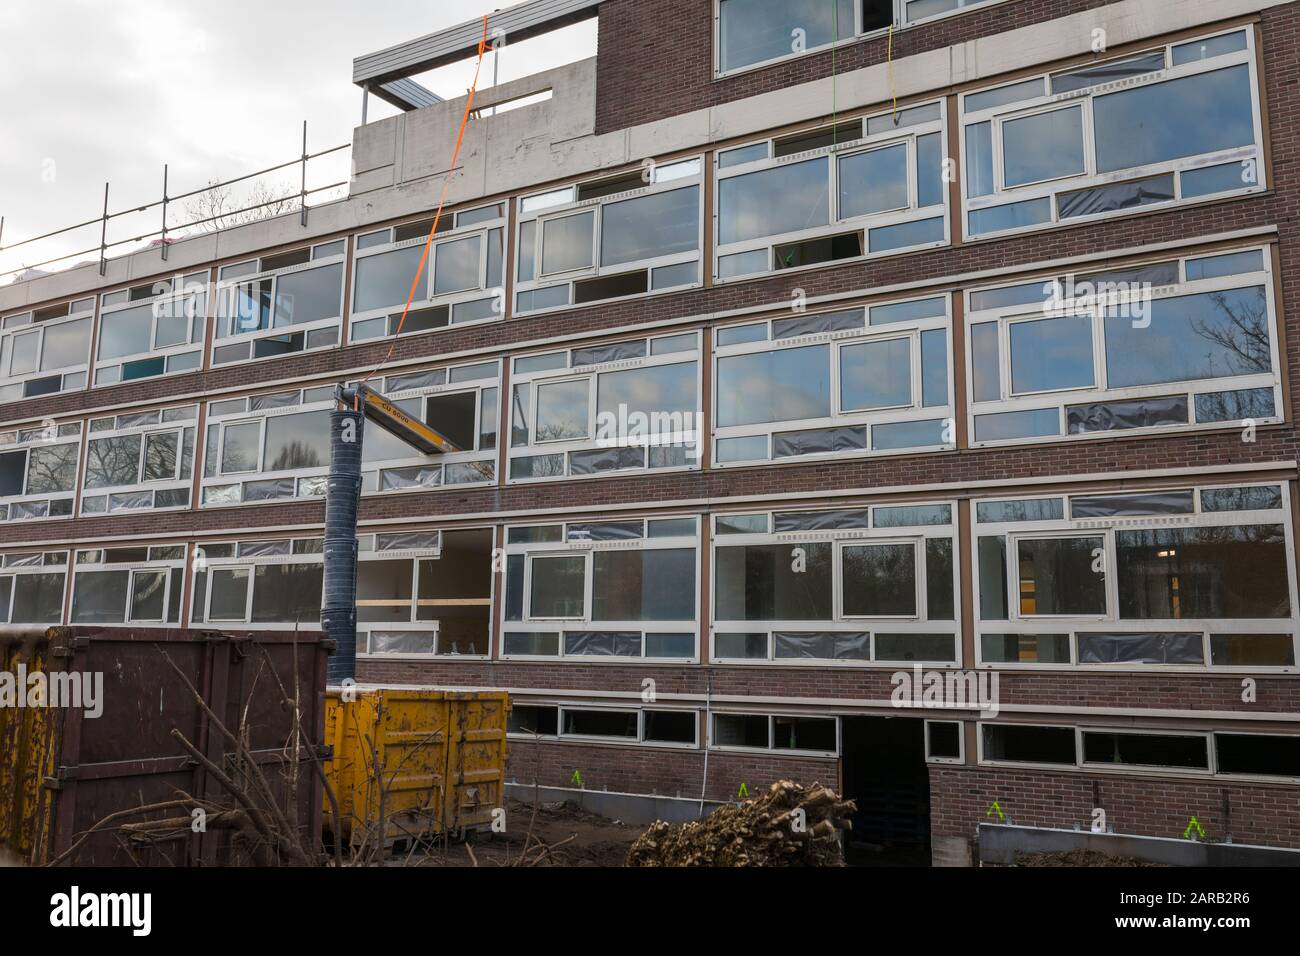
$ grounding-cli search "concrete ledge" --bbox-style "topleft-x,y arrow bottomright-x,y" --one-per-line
978,823 -> 1300,867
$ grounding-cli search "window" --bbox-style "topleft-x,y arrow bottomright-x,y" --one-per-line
1082,731 -> 1209,770
96,274 -> 206,386
516,161 -> 702,313
715,104 -> 946,280
981,723 -> 1076,765
0,551 -> 68,624
509,334 -> 700,482
0,296 -> 94,400
214,241 -> 344,365
503,517 -> 700,661
925,720 -> 963,762
80,405 -> 197,516
365,361 -> 500,493
713,300 -> 951,465
966,247 -> 1280,445
712,712 -> 838,754
974,483 -> 1297,671
713,504 -> 956,665
351,203 -> 505,341
201,387 -> 336,506
716,0 -> 1007,75
961,30 -> 1263,237
71,546 -> 185,626
0,421 -> 81,522
505,705 -> 698,748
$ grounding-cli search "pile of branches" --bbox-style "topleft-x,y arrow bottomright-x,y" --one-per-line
626,780 -> 854,867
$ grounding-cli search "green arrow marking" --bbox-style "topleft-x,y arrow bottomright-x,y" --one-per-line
986,800 -> 1005,821
571,769 -> 583,787
737,782 -> 750,799
1183,816 -> 1206,840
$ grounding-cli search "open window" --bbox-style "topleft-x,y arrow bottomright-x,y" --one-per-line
0,296 -> 94,400
214,240 -> 345,366
97,273 -> 207,386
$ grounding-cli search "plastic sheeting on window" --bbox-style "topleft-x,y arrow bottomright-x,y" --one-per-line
1077,631 -> 1204,664
772,509 -> 869,532
11,501 -> 49,520
773,425 -> 867,459
774,631 -> 869,660
571,341 -> 647,368
377,532 -> 439,552
368,630 -> 438,655
108,491 -> 153,512
569,446 -> 644,474
771,309 -> 865,340
563,631 -> 641,656
243,478 -> 295,501
1068,395 -> 1188,435
567,521 -> 643,542
380,466 -> 442,491
1058,174 -> 1175,219
237,539 -> 291,558
1071,489 -> 1194,518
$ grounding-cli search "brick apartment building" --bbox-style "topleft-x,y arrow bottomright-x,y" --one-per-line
1,0 -> 1297,864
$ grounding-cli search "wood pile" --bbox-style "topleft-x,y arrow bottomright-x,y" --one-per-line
626,780 -> 855,867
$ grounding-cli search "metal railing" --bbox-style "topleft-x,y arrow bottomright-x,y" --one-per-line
0,121 -> 350,284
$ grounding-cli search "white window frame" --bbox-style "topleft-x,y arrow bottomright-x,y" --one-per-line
710,503 -> 959,667
501,516 -> 703,664
0,551 -> 69,628
712,102 -> 948,283
960,28 -> 1265,239
924,718 -> 965,765
95,273 -> 207,387
508,332 -> 702,484
349,203 -> 507,341
213,241 -> 345,368
199,386 -> 337,507
0,422 -> 82,523
363,360 -> 501,495
965,245 -> 1282,447
514,159 -> 705,315
971,482 -> 1299,674
70,545 -> 187,628
712,299 -> 953,466
0,296 -> 95,400
79,405 -> 198,517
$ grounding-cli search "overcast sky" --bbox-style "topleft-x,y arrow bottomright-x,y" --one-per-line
0,0 -> 595,282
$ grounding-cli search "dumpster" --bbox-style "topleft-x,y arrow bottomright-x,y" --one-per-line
323,686 -> 508,848
0,627 -> 331,866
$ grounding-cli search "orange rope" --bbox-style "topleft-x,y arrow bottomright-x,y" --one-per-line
360,15 -> 491,388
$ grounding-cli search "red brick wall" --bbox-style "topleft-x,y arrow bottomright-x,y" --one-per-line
930,764 -> 1300,848
507,735 -> 836,803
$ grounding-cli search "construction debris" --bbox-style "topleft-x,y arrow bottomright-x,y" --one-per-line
626,781 -> 855,867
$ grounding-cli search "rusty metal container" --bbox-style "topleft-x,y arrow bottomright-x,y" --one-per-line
323,686 -> 508,848
0,627 -> 330,866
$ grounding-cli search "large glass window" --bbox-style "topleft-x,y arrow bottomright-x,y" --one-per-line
961,30 -> 1263,237
214,241 -> 344,365
716,104 -> 946,281
509,333 -> 700,482
80,405 -> 197,516
95,274 -> 206,387
71,546 -> 185,626
503,518 -> 699,660
0,552 -> 68,624
967,247 -> 1280,446
516,162 -> 702,313
713,505 -> 956,664
973,483 -> 1297,670
0,422 -> 82,522
0,297 -> 93,401
714,299 -> 951,465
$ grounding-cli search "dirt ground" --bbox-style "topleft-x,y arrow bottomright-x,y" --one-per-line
403,799 -> 640,867
1008,849 -> 1166,867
